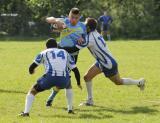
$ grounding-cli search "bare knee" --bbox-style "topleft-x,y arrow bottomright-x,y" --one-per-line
114,81 -> 122,85
29,87 -> 38,96
110,78 -> 123,85
84,74 -> 91,82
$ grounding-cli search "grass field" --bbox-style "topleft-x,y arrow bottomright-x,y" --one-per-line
0,40 -> 160,123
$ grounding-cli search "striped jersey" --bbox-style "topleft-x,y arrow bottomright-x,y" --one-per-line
76,30 -> 116,69
34,48 -> 76,76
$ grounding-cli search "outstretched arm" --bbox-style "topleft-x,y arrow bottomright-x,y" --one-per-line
29,62 -> 38,74
30,52 -> 43,74
46,17 -> 66,30
72,67 -> 82,89
46,17 -> 57,24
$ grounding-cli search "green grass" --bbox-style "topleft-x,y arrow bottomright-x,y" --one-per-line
0,40 -> 160,123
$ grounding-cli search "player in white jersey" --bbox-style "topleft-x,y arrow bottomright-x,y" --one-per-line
19,38 -> 81,116
76,18 -> 145,105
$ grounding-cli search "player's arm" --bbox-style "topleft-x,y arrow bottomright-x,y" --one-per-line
46,17 -> 66,30
76,34 -> 88,50
109,16 -> 113,24
29,53 -> 43,74
98,16 -> 103,23
29,62 -> 38,74
67,53 -> 82,89
46,17 -> 57,24
72,67 -> 82,89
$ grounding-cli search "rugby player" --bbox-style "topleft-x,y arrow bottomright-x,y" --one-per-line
19,38 -> 81,116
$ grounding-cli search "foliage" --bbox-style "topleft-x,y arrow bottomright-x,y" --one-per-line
0,0 -> 159,38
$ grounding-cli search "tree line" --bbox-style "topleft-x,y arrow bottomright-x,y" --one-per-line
0,0 -> 159,39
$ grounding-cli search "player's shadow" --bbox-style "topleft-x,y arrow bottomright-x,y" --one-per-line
40,105 -> 158,120
40,106 -> 113,119
0,89 -> 27,94
39,113 -> 113,120
77,105 -> 159,115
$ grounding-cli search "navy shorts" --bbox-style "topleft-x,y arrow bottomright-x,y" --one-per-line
101,24 -> 110,31
95,60 -> 118,77
35,74 -> 70,92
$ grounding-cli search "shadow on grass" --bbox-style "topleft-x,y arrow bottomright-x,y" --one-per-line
0,89 -> 27,94
76,105 -> 158,115
39,104 -> 158,120
39,113 -> 113,120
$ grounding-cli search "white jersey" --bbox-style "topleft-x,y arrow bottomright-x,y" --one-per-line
34,48 -> 76,76
77,30 -> 116,69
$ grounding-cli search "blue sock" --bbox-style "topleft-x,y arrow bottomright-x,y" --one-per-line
47,90 -> 58,102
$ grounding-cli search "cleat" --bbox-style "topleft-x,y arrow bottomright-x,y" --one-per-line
46,100 -> 52,107
79,102 -> 94,106
137,78 -> 146,91
18,112 -> 29,117
79,99 -> 94,106
68,110 -> 75,114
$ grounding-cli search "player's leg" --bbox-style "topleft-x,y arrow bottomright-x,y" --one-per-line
49,75 -> 73,113
100,25 -> 105,37
108,72 -> 145,90
19,74 -> 56,116
106,31 -> 111,41
65,54 -> 78,113
106,25 -> 111,41
65,79 -> 74,113
46,87 -> 59,106
82,63 -> 102,105
101,58 -> 145,90
19,83 -> 42,117
101,24 -> 108,40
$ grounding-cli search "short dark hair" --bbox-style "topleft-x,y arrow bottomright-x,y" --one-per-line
70,8 -> 80,15
86,18 -> 97,31
46,38 -> 57,48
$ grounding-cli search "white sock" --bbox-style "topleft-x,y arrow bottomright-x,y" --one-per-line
85,81 -> 93,101
122,78 -> 140,85
24,93 -> 35,113
107,34 -> 111,41
65,89 -> 73,111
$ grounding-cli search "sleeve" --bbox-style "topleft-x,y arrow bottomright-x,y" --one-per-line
98,16 -> 103,22
67,53 -> 76,70
76,34 -> 89,49
33,52 -> 44,65
63,18 -> 69,25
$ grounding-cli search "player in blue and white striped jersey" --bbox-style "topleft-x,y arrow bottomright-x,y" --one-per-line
19,38 -> 81,116
76,18 -> 145,106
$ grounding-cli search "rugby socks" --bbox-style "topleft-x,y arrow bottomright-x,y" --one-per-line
65,89 -> 73,111
24,93 -> 35,113
107,34 -> 111,41
122,78 -> 141,85
85,81 -> 93,101
47,90 -> 58,102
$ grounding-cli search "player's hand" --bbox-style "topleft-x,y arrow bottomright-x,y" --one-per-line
56,21 -> 66,30
77,85 -> 82,90
29,69 -> 35,74
77,37 -> 84,45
